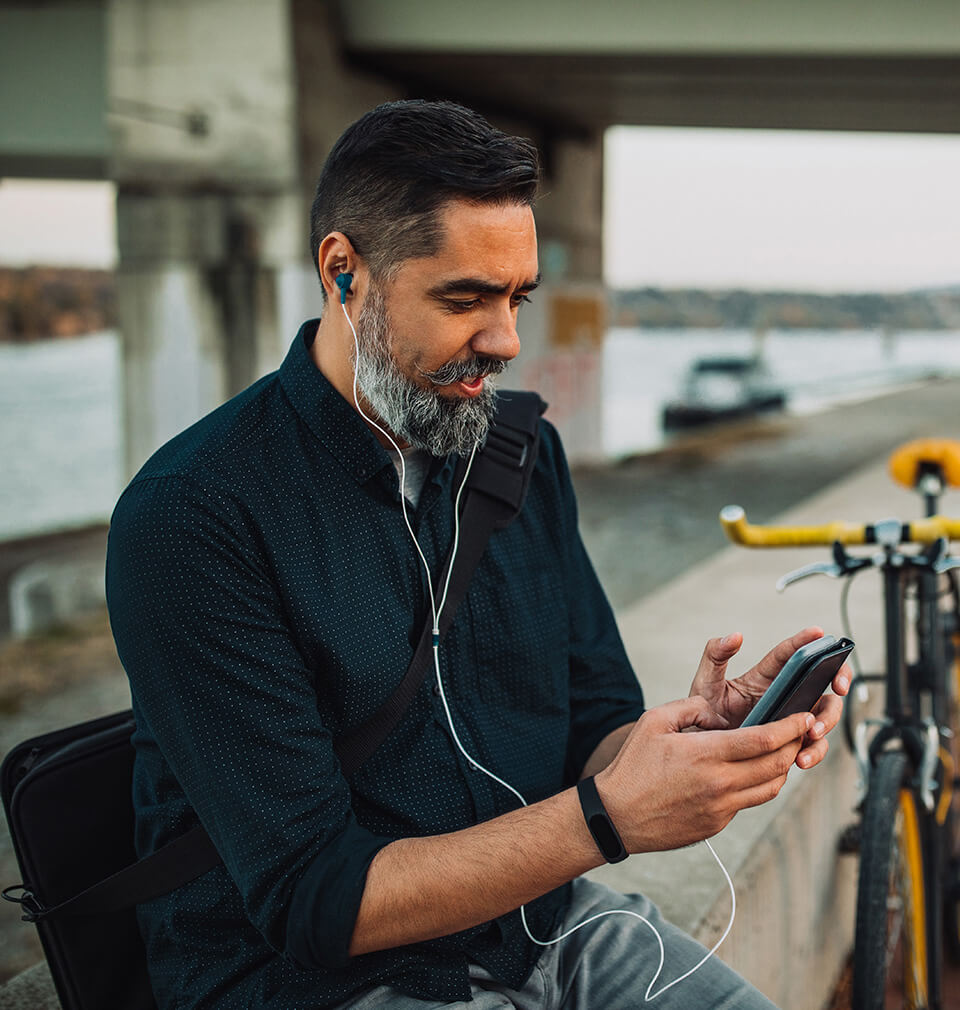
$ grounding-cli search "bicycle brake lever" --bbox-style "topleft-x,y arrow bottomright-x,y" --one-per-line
776,562 -> 843,593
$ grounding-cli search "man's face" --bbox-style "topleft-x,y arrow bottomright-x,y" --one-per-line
353,199 -> 539,457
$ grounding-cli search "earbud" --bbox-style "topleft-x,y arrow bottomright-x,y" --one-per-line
335,272 -> 353,305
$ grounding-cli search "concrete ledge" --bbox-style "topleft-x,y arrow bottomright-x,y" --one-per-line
0,962 -> 56,1010
588,456 -> 952,1009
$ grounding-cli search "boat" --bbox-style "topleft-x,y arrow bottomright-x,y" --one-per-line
662,355 -> 787,430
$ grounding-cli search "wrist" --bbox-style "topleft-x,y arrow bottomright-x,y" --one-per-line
577,774 -> 628,864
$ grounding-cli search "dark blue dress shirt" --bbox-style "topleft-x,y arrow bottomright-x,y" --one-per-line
105,320 -> 645,1009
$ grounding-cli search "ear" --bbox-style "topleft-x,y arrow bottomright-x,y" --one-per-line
317,232 -> 359,303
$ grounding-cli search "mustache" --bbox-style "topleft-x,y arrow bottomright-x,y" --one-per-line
419,355 -> 509,387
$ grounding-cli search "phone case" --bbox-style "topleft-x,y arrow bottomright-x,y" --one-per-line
741,635 -> 854,727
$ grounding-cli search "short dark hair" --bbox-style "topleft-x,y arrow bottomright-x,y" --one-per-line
309,100 -> 540,298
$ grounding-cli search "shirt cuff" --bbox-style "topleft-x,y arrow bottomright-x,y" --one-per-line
285,821 -> 393,970
567,702 -> 646,783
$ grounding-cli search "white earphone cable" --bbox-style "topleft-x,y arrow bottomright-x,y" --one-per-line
340,294 -> 735,1000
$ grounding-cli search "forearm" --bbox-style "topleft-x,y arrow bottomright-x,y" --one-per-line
579,721 -> 637,780
349,785 -> 602,956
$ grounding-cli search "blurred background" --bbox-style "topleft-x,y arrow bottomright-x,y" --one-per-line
1,0 -> 959,1000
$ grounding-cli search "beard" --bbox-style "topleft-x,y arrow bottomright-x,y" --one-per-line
352,284 -> 507,457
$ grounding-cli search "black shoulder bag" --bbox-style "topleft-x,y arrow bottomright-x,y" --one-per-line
0,390 -> 545,1010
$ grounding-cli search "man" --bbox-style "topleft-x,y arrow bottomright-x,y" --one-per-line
106,101 -> 847,1009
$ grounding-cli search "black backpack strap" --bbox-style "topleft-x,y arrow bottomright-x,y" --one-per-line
333,390 -> 546,777
23,391 -> 546,919
18,823 -> 220,922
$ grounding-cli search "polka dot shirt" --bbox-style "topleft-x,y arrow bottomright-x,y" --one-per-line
105,320 -> 645,1009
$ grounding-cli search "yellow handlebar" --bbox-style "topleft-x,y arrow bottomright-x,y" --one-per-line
719,506 -> 868,547
720,505 -> 960,547
908,516 -> 960,544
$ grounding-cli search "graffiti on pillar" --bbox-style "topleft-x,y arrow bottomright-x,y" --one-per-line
513,288 -> 606,460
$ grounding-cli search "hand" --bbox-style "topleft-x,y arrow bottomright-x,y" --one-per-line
596,696 -> 812,852
688,627 -> 851,770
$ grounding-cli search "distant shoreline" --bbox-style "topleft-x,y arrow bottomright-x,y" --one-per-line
0,266 -> 115,343
610,285 -> 960,331
3,266 -> 959,343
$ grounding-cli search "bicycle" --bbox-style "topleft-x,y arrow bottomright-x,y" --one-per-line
719,438 -> 960,1010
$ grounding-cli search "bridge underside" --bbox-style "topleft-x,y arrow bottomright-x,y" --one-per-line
3,0 -> 959,469
344,51 -> 960,138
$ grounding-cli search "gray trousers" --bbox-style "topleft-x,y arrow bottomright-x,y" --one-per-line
337,877 -> 779,1009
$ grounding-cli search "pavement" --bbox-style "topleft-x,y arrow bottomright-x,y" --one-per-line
3,378 -> 960,1008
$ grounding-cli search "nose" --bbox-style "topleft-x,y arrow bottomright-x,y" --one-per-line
471,303 -> 521,362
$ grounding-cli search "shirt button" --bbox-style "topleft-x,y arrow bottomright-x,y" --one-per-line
468,761 -> 478,771
432,683 -> 441,696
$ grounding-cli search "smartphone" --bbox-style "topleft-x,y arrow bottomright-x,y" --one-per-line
740,635 -> 854,728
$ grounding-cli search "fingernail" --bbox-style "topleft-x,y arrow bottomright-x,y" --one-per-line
805,714 -> 815,730
799,754 -> 812,768
837,676 -> 849,691
721,634 -> 736,647
814,721 -> 825,737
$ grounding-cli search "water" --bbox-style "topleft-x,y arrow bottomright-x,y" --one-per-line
0,331 -> 122,541
1,328 -> 959,541
603,327 -> 960,458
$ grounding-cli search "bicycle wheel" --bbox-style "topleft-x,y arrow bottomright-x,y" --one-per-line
853,750 -> 930,1010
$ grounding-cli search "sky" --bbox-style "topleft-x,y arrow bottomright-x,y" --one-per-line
1,128 -> 959,292
604,126 -> 960,293
0,178 -> 116,269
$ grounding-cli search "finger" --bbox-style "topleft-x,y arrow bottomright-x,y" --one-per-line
832,662 -> 852,696
748,627 -> 825,685
729,772 -> 792,813
723,712 -> 815,761
796,736 -> 829,770
807,693 -> 844,739
691,632 -> 743,691
720,736 -> 802,797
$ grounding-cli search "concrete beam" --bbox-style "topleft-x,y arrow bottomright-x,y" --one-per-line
343,51 -> 960,136
0,2 -> 107,180
336,0 -> 960,55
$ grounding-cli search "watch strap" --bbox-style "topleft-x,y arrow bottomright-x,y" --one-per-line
576,775 -> 628,864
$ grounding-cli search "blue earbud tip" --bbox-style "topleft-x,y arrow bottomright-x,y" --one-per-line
335,272 -> 353,304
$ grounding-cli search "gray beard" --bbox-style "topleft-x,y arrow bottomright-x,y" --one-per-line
352,285 -> 506,458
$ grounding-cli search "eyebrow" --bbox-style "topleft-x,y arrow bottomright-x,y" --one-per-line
427,273 -> 541,299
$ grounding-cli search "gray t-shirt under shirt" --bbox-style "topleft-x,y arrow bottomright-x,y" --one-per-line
388,446 -> 431,508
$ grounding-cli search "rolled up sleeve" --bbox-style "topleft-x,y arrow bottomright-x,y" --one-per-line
106,473 -> 391,962
541,430 -> 646,780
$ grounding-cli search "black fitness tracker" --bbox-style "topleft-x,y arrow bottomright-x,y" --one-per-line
577,775 -> 628,864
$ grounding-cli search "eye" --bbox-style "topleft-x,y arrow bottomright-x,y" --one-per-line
512,294 -> 533,309
443,298 -> 481,313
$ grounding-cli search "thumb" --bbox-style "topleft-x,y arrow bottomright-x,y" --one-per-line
652,696 -> 731,733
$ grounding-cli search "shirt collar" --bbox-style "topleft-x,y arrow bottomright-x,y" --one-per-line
279,319 -> 395,486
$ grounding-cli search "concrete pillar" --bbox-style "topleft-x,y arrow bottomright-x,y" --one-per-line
106,0 -> 321,476
114,188 -> 309,474
512,131 -> 608,461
